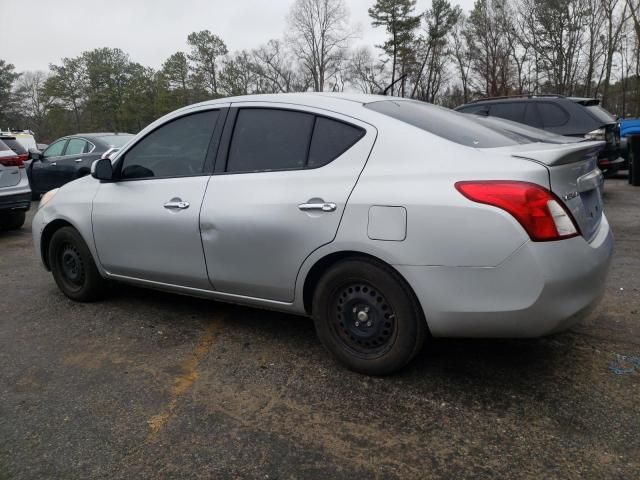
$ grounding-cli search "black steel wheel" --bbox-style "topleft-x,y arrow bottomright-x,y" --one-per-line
49,226 -> 106,302
333,282 -> 397,356
313,258 -> 427,375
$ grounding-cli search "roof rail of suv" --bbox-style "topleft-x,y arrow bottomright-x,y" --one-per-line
467,94 -> 567,104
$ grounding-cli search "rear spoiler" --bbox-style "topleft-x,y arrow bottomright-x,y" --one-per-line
510,141 -> 605,166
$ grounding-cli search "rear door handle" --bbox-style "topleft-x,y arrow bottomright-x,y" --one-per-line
50,162 -> 57,166
164,200 -> 190,210
75,158 -> 83,163
298,201 -> 337,212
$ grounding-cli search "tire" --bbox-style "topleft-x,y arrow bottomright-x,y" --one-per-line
312,258 -> 426,376
0,211 -> 26,230
48,226 -> 106,302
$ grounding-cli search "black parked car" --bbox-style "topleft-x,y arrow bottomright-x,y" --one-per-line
455,95 -> 624,176
29,133 -> 133,198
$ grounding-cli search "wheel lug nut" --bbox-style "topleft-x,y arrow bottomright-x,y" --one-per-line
352,307 -> 357,313
366,321 -> 372,327
355,321 -> 360,327
365,307 -> 370,313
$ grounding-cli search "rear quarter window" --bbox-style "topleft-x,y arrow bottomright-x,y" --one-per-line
537,103 -> 569,128
308,117 -> 365,168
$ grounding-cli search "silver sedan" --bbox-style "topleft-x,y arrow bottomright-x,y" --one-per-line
32,93 -> 613,375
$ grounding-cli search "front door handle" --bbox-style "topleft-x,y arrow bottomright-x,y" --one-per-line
50,162 -> 57,166
74,158 -> 83,163
298,201 -> 337,212
164,200 -> 190,210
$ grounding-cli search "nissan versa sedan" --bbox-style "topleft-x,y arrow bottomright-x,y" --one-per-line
32,93 -> 613,375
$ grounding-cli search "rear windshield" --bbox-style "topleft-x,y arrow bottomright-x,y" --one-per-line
365,100 -> 535,148
98,135 -> 133,147
0,137 -> 27,154
470,116 -> 581,144
0,140 -> 11,152
587,105 -> 616,124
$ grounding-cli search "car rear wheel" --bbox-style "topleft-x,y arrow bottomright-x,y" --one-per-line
49,226 -> 106,302
0,211 -> 26,231
312,258 -> 426,375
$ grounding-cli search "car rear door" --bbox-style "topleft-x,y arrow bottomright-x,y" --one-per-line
200,103 -> 376,302
92,106 -> 226,289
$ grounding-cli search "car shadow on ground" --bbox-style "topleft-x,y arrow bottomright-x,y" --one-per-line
104,282 -> 573,393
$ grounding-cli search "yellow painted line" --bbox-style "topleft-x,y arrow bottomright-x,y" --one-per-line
146,317 -> 224,441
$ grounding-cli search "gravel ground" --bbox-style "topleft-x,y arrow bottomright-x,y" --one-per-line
0,178 -> 638,479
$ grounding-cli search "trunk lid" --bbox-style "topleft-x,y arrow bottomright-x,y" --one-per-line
508,141 -> 605,241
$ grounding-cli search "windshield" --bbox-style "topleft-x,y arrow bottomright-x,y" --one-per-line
98,134 -> 133,148
365,99 -> 537,148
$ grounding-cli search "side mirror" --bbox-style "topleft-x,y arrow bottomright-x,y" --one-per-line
91,158 -> 114,181
28,148 -> 42,161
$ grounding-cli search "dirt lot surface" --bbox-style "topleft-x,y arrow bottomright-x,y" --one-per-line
0,178 -> 638,479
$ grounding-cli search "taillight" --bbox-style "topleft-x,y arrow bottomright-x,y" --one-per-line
0,155 -> 24,169
455,181 -> 580,242
17,153 -> 28,167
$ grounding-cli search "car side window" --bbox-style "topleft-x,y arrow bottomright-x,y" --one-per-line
43,139 -> 67,158
308,117 -> 365,168
119,110 -> 219,180
226,109 -> 315,173
490,103 -> 525,123
65,138 -> 86,156
458,105 -> 489,115
538,103 -> 569,128
524,104 -> 542,128
84,142 -> 95,154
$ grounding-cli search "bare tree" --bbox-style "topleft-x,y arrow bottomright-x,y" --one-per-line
252,39 -> 311,93
450,14 -> 472,103
600,0 -> 630,106
347,46 -> 389,93
287,0 -> 352,92
16,71 -> 52,133
411,0 -> 461,101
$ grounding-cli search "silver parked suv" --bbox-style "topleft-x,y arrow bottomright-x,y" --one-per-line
32,93 -> 613,374
0,138 -> 31,230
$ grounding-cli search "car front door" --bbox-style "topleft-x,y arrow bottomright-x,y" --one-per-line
92,106 -> 226,289
200,104 -> 376,302
50,138 -> 99,187
30,138 -> 68,193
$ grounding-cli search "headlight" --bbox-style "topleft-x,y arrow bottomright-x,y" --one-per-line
39,188 -> 59,208
585,128 -> 606,141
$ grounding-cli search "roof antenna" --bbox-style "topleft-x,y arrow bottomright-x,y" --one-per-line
380,74 -> 407,96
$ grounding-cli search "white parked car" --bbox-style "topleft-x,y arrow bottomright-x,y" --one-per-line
32,94 -> 613,374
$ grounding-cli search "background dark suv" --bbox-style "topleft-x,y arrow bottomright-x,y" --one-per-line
455,95 -> 624,176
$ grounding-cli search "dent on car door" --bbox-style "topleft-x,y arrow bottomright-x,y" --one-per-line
200,105 -> 376,302
91,107 -> 226,289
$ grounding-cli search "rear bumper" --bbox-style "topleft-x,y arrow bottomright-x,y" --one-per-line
397,215 -> 614,338
0,190 -> 31,212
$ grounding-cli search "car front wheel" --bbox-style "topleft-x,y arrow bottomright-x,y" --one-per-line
48,226 -> 106,302
312,258 -> 426,375
0,211 -> 26,231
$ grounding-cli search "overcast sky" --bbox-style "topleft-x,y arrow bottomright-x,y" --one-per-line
1,0 -> 476,73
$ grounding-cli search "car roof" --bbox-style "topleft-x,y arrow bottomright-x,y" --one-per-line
175,92 -> 391,112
